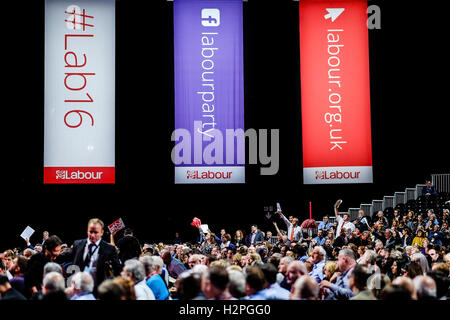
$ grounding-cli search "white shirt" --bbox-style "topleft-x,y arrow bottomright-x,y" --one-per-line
134,280 -> 155,300
336,215 -> 355,237
83,238 -> 101,271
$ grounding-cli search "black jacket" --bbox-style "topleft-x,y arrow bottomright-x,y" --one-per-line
56,239 -> 122,287
1,288 -> 27,301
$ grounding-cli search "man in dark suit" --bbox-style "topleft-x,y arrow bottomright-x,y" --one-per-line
56,218 -> 122,290
247,224 -> 264,246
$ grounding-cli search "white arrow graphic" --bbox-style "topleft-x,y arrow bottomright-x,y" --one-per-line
324,8 -> 345,22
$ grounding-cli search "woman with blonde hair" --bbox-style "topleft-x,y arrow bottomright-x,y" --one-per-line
234,230 -> 245,247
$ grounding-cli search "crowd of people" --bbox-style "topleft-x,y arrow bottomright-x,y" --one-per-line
1,196 -> 449,301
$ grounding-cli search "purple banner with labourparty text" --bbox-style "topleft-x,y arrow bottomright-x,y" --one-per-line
173,0 -> 245,184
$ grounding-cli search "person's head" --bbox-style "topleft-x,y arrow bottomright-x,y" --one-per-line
323,261 -> 337,280
337,248 -> 356,272
226,248 -> 235,261
201,265 -> 229,299
324,215 -> 329,223
121,259 -> 146,284
113,277 -> 136,300
43,231 -> 49,240
227,269 -> 246,299
161,250 -> 172,266
140,255 -> 164,276
392,276 -> 416,299
70,272 -> 94,295
124,228 -> 133,237
411,253 -> 429,274
291,275 -> 319,300
97,279 -> 126,301
428,248 -> 440,262
343,213 -> 349,222
259,262 -> 278,286
413,275 -> 437,300
0,275 -> 12,295
349,264 -> 370,292
9,255 -> 28,276
381,284 -> 413,300
425,180 -> 431,187
2,250 -> 15,270
42,235 -> 63,261
278,256 -> 294,275
175,270 -> 202,300
368,273 -> 391,299
427,270 -> 449,299
235,230 -> 244,239
23,248 -> 34,259
311,246 -> 326,264
42,271 -> 65,295
245,265 -> 265,296
317,229 -> 324,238
43,262 -> 63,276
251,225 -> 258,233
416,229 -> 424,238
266,231 -> 272,239
385,229 -> 392,239
405,262 -> 423,278
286,261 -> 307,285
292,217 -> 299,227
87,218 -> 104,243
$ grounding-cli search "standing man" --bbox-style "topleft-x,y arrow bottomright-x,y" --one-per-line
334,200 -> 355,237
24,235 -> 63,294
56,218 -> 122,290
247,225 -> 264,246
277,210 -> 302,244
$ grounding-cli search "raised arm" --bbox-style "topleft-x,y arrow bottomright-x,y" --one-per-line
334,199 -> 342,218
277,210 -> 291,228
273,222 -> 283,238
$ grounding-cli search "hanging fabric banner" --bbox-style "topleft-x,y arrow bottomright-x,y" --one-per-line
173,0 -> 245,184
44,0 -> 115,184
300,0 -> 373,184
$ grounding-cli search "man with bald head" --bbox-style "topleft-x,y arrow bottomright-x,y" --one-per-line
290,275 -> 319,300
321,248 -> 356,300
285,261 -> 307,291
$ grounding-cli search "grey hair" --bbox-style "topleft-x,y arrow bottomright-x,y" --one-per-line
227,270 -> 246,298
411,253 -> 430,273
72,272 -> 94,293
124,259 -> 146,282
43,262 -> 63,276
413,275 -> 437,299
363,250 -> 378,265
339,248 -> 356,261
314,246 -> 326,257
43,271 -> 66,293
139,256 -> 164,274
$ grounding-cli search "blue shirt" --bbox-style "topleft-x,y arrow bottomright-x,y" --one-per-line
146,274 -> 170,300
313,236 -> 326,246
71,292 -> 96,300
258,283 -> 290,300
318,221 -> 333,230
309,259 -> 326,283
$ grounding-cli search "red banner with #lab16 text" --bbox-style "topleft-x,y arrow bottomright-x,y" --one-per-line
300,0 -> 373,184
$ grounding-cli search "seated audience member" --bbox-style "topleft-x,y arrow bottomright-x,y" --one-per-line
201,265 -> 234,300
121,259 -> 155,300
321,248 -> 355,300
245,265 -> 267,300
42,272 -> 67,301
257,263 -> 290,300
140,255 -> 170,300
349,265 -> 376,300
67,272 -> 96,300
97,279 -> 126,301
227,269 -> 246,299
413,275 -> 437,300
285,261 -> 307,292
290,275 -> 320,300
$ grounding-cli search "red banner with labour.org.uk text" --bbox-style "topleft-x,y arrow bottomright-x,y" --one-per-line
300,0 -> 372,184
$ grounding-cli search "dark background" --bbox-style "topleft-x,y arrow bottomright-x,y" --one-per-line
2,0 -> 449,250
